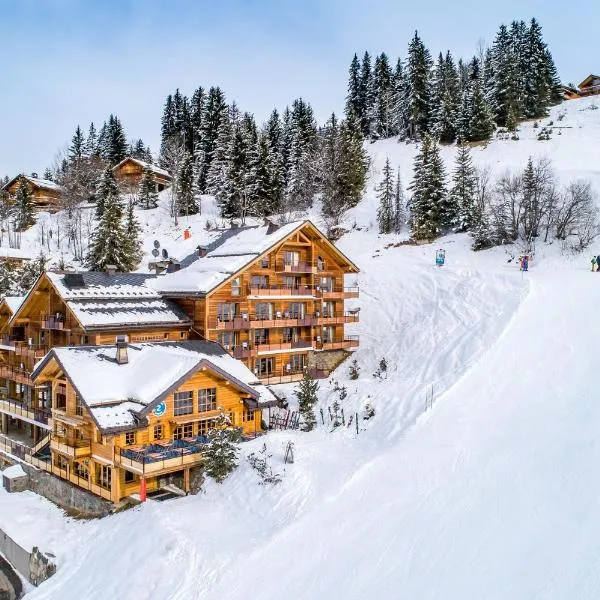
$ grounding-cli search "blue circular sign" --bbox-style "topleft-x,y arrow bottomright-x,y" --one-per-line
153,401 -> 166,417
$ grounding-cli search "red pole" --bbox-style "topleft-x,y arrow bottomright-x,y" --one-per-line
140,477 -> 147,502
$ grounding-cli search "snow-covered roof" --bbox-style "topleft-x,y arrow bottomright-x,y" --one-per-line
0,247 -> 32,260
3,175 -> 62,193
154,220 -> 305,295
68,298 -> 191,329
46,271 -> 160,300
34,341 -> 278,431
113,157 -> 171,180
2,296 -> 25,314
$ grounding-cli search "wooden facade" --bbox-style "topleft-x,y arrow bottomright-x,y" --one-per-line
30,350 -> 263,503
2,175 -> 62,212
112,157 -> 172,194
167,221 -> 360,384
563,75 -> 600,100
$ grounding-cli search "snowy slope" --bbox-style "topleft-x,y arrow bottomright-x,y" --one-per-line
1,96 -> 600,600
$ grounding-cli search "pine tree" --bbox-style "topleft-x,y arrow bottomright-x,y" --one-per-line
393,168 -> 405,233
390,58 -> 409,138
124,200 -> 142,270
338,111 -> 368,210
176,151 -> 198,217
490,24 -> 522,127
377,158 -> 394,234
43,167 -> 54,181
469,78 -> 495,141
358,51 -> 374,136
449,145 -> 478,231
16,254 -> 46,295
431,52 -> 460,143
138,167 -> 159,209
130,139 -> 148,161
253,132 -> 276,216
12,179 -> 35,231
102,115 -> 128,166
408,135 -> 447,239
264,109 -> 285,212
86,122 -> 98,157
206,111 -> 234,205
203,413 -> 241,483
197,87 -> 228,192
69,126 -> 85,161
95,168 -> 120,219
523,18 -> 550,119
345,54 -> 362,125
295,372 -> 319,432
87,187 -> 130,272
371,52 -> 393,139
406,31 -> 433,138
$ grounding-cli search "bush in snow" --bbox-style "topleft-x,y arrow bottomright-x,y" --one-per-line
349,359 -> 360,380
330,400 -> 343,429
373,357 -> 388,379
295,372 -> 319,432
247,443 -> 282,485
363,402 -> 376,420
203,413 -> 241,483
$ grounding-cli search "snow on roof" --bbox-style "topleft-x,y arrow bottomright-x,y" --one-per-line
0,247 -> 32,260
154,220 -> 305,294
114,157 -> 171,179
2,296 -> 25,314
47,271 -> 160,300
2,464 -> 27,479
25,176 -> 62,192
68,298 -> 191,329
37,341 -> 277,430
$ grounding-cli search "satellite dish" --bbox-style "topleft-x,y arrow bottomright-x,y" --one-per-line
162,248 -> 169,259
153,240 -> 160,249
151,248 -> 159,258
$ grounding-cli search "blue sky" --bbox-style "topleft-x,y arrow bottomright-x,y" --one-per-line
0,0 -> 596,175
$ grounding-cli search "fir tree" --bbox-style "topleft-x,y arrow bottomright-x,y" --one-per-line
95,168 -> 120,219
376,158 -> 394,234
295,372 -> 319,432
358,51 -> 374,136
393,168 -> 405,233
206,111 -> 234,204
102,115 -> 128,166
12,179 -> 35,231
449,145 -> 478,231
345,53 -> 363,125
338,111 -> 368,210
124,200 -> 142,270
406,31 -> 433,138
390,58 -> 409,138
371,52 -> 393,139
431,52 -> 460,143
253,132 -> 276,216
176,151 -> 198,217
138,167 -> 159,210
408,135 -> 447,239
197,86 -> 228,192
69,126 -> 85,161
203,413 -> 241,483
87,186 -> 130,272
469,78 -> 496,141
16,254 -> 46,295
85,122 -> 98,157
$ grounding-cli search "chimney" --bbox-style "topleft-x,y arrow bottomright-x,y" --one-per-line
266,220 -> 280,235
105,265 -> 117,276
115,334 -> 129,365
197,245 -> 208,258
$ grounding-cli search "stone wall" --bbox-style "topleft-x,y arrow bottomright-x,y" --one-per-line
0,528 -> 54,589
0,553 -> 23,600
308,350 -> 351,375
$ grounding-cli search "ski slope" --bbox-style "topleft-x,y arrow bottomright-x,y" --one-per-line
1,96 -> 600,599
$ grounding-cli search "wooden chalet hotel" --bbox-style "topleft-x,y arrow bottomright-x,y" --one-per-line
0,219 -> 359,504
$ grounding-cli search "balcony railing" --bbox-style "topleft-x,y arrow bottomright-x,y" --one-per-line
275,260 -> 319,274
255,366 -> 329,384
0,364 -> 34,385
232,339 -> 312,359
0,398 -> 52,426
41,314 -> 73,331
316,286 -> 360,299
247,284 -> 316,297
117,436 -> 209,475
50,436 -> 92,458
315,335 -> 360,351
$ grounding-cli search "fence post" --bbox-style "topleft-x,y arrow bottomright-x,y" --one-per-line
320,408 -> 324,425
355,413 -> 359,435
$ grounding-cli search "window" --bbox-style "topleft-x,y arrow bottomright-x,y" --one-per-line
261,257 -> 269,268
284,250 -> 300,266
282,327 -> 299,343
322,326 -> 334,343
218,331 -> 238,349
124,471 -> 135,484
251,275 -> 268,289
317,256 -> 325,271
97,464 -> 112,490
319,276 -> 334,292
125,431 -> 136,446
198,419 -> 217,435
153,423 -> 163,440
288,303 -> 305,319
180,331 -> 186,339
283,276 -> 299,289
174,423 -> 194,440
255,357 -> 274,376
55,383 -> 67,410
322,301 -> 335,318
231,277 -> 241,296
75,395 -> 84,417
254,329 -> 269,346
217,303 -> 238,322
243,409 -> 255,423
198,388 -> 217,412
255,303 -> 273,320
290,354 -> 306,372
74,462 -> 89,480
174,391 -> 193,416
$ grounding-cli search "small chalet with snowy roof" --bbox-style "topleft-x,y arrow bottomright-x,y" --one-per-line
112,157 -> 172,194
31,340 -> 277,502
2,175 -> 62,212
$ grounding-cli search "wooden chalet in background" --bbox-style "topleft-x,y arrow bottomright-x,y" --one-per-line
563,74 -> 600,100
112,157 -> 172,194
2,175 -> 62,212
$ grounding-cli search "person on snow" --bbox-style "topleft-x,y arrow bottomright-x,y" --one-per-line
522,256 -> 529,272
592,256 -> 597,272
597,255 -> 600,272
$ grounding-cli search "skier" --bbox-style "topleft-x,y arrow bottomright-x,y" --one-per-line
592,256 -> 597,272
522,256 -> 528,272
597,255 -> 600,272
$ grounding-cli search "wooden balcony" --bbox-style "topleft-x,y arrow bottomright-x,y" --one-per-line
41,314 -> 73,331
50,436 -> 92,458
275,261 -> 317,274
249,315 -> 316,329
232,339 -> 312,359
0,398 -> 52,428
212,317 -> 251,331
116,438 -> 208,476
315,336 -> 359,351
0,364 -> 33,386
317,312 -> 359,326
247,284 -> 316,298
316,286 -> 360,299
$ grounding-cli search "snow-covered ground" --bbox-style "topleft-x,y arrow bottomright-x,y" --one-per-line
2,96 -> 600,599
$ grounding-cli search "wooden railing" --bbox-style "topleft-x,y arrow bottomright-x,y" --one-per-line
50,437 -> 92,458
0,398 -> 52,427
232,339 -> 312,359
247,284 -> 316,297
315,335 -> 360,351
